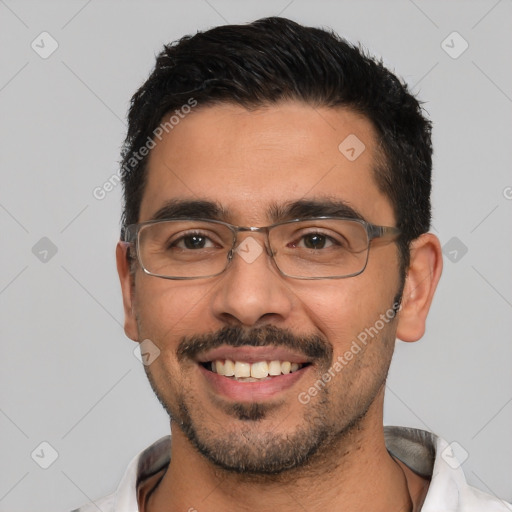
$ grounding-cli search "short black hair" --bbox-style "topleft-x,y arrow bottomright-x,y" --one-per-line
120,16 -> 432,273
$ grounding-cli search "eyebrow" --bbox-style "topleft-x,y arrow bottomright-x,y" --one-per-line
269,199 -> 365,223
149,199 -> 228,222
148,198 -> 366,224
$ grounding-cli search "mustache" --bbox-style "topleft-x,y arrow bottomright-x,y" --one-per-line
176,324 -> 332,363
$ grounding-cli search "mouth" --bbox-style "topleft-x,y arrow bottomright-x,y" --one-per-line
195,346 -> 313,401
201,359 -> 311,382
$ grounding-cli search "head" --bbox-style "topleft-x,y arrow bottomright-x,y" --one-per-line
116,17 -> 442,476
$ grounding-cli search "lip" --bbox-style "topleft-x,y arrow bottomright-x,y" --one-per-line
196,346 -> 310,365
198,363 -> 311,401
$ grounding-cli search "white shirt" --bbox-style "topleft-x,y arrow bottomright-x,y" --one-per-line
72,426 -> 511,511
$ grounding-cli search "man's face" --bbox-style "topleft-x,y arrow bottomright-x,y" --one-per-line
124,102 -> 403,473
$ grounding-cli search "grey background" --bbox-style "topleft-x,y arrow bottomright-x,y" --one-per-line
1,1 -> 511,510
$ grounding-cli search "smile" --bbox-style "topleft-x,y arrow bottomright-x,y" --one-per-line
196,346 -> 313,400
203,359 -> 308,381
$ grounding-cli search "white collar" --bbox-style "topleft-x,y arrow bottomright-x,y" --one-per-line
104,426 -> 511,512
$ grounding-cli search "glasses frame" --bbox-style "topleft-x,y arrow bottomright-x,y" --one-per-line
121,216 -> 401,280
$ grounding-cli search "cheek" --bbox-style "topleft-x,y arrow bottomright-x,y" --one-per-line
134,276 -> 216,339
293,272 -> 397,351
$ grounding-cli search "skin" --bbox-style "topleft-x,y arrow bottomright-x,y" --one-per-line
116,102 -> 443,512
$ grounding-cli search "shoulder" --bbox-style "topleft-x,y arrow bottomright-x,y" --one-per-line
384,426 -> 511,512
68,435 -> 171,512
458,484 -> 512,511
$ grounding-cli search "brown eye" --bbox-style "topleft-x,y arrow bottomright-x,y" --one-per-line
302,234 -> 329,249
170,233 -> 217,250
182,235 -> 208,249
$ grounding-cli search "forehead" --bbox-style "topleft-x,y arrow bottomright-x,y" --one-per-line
140,102 -> 394,226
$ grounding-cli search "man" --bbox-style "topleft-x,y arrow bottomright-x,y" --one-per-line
74,16 -> 510,512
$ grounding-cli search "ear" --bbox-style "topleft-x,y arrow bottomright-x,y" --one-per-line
396,233 -> 443,342
116,241 -> 139,342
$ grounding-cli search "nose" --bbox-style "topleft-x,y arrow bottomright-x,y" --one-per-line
209,234 -> 294,327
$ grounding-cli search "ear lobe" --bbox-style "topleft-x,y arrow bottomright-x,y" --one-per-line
116,242 -> 139,341
396,233 -> 443,342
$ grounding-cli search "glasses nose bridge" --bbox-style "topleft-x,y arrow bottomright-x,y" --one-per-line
233,224 -> 270,234
231,225 -> 272,252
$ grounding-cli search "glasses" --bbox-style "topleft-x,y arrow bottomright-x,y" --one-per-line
122,217 -> 401,280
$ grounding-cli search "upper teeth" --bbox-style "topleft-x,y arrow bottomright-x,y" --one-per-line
211,360 -> 302,379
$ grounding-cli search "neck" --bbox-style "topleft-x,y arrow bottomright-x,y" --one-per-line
146,397 -> 416,512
